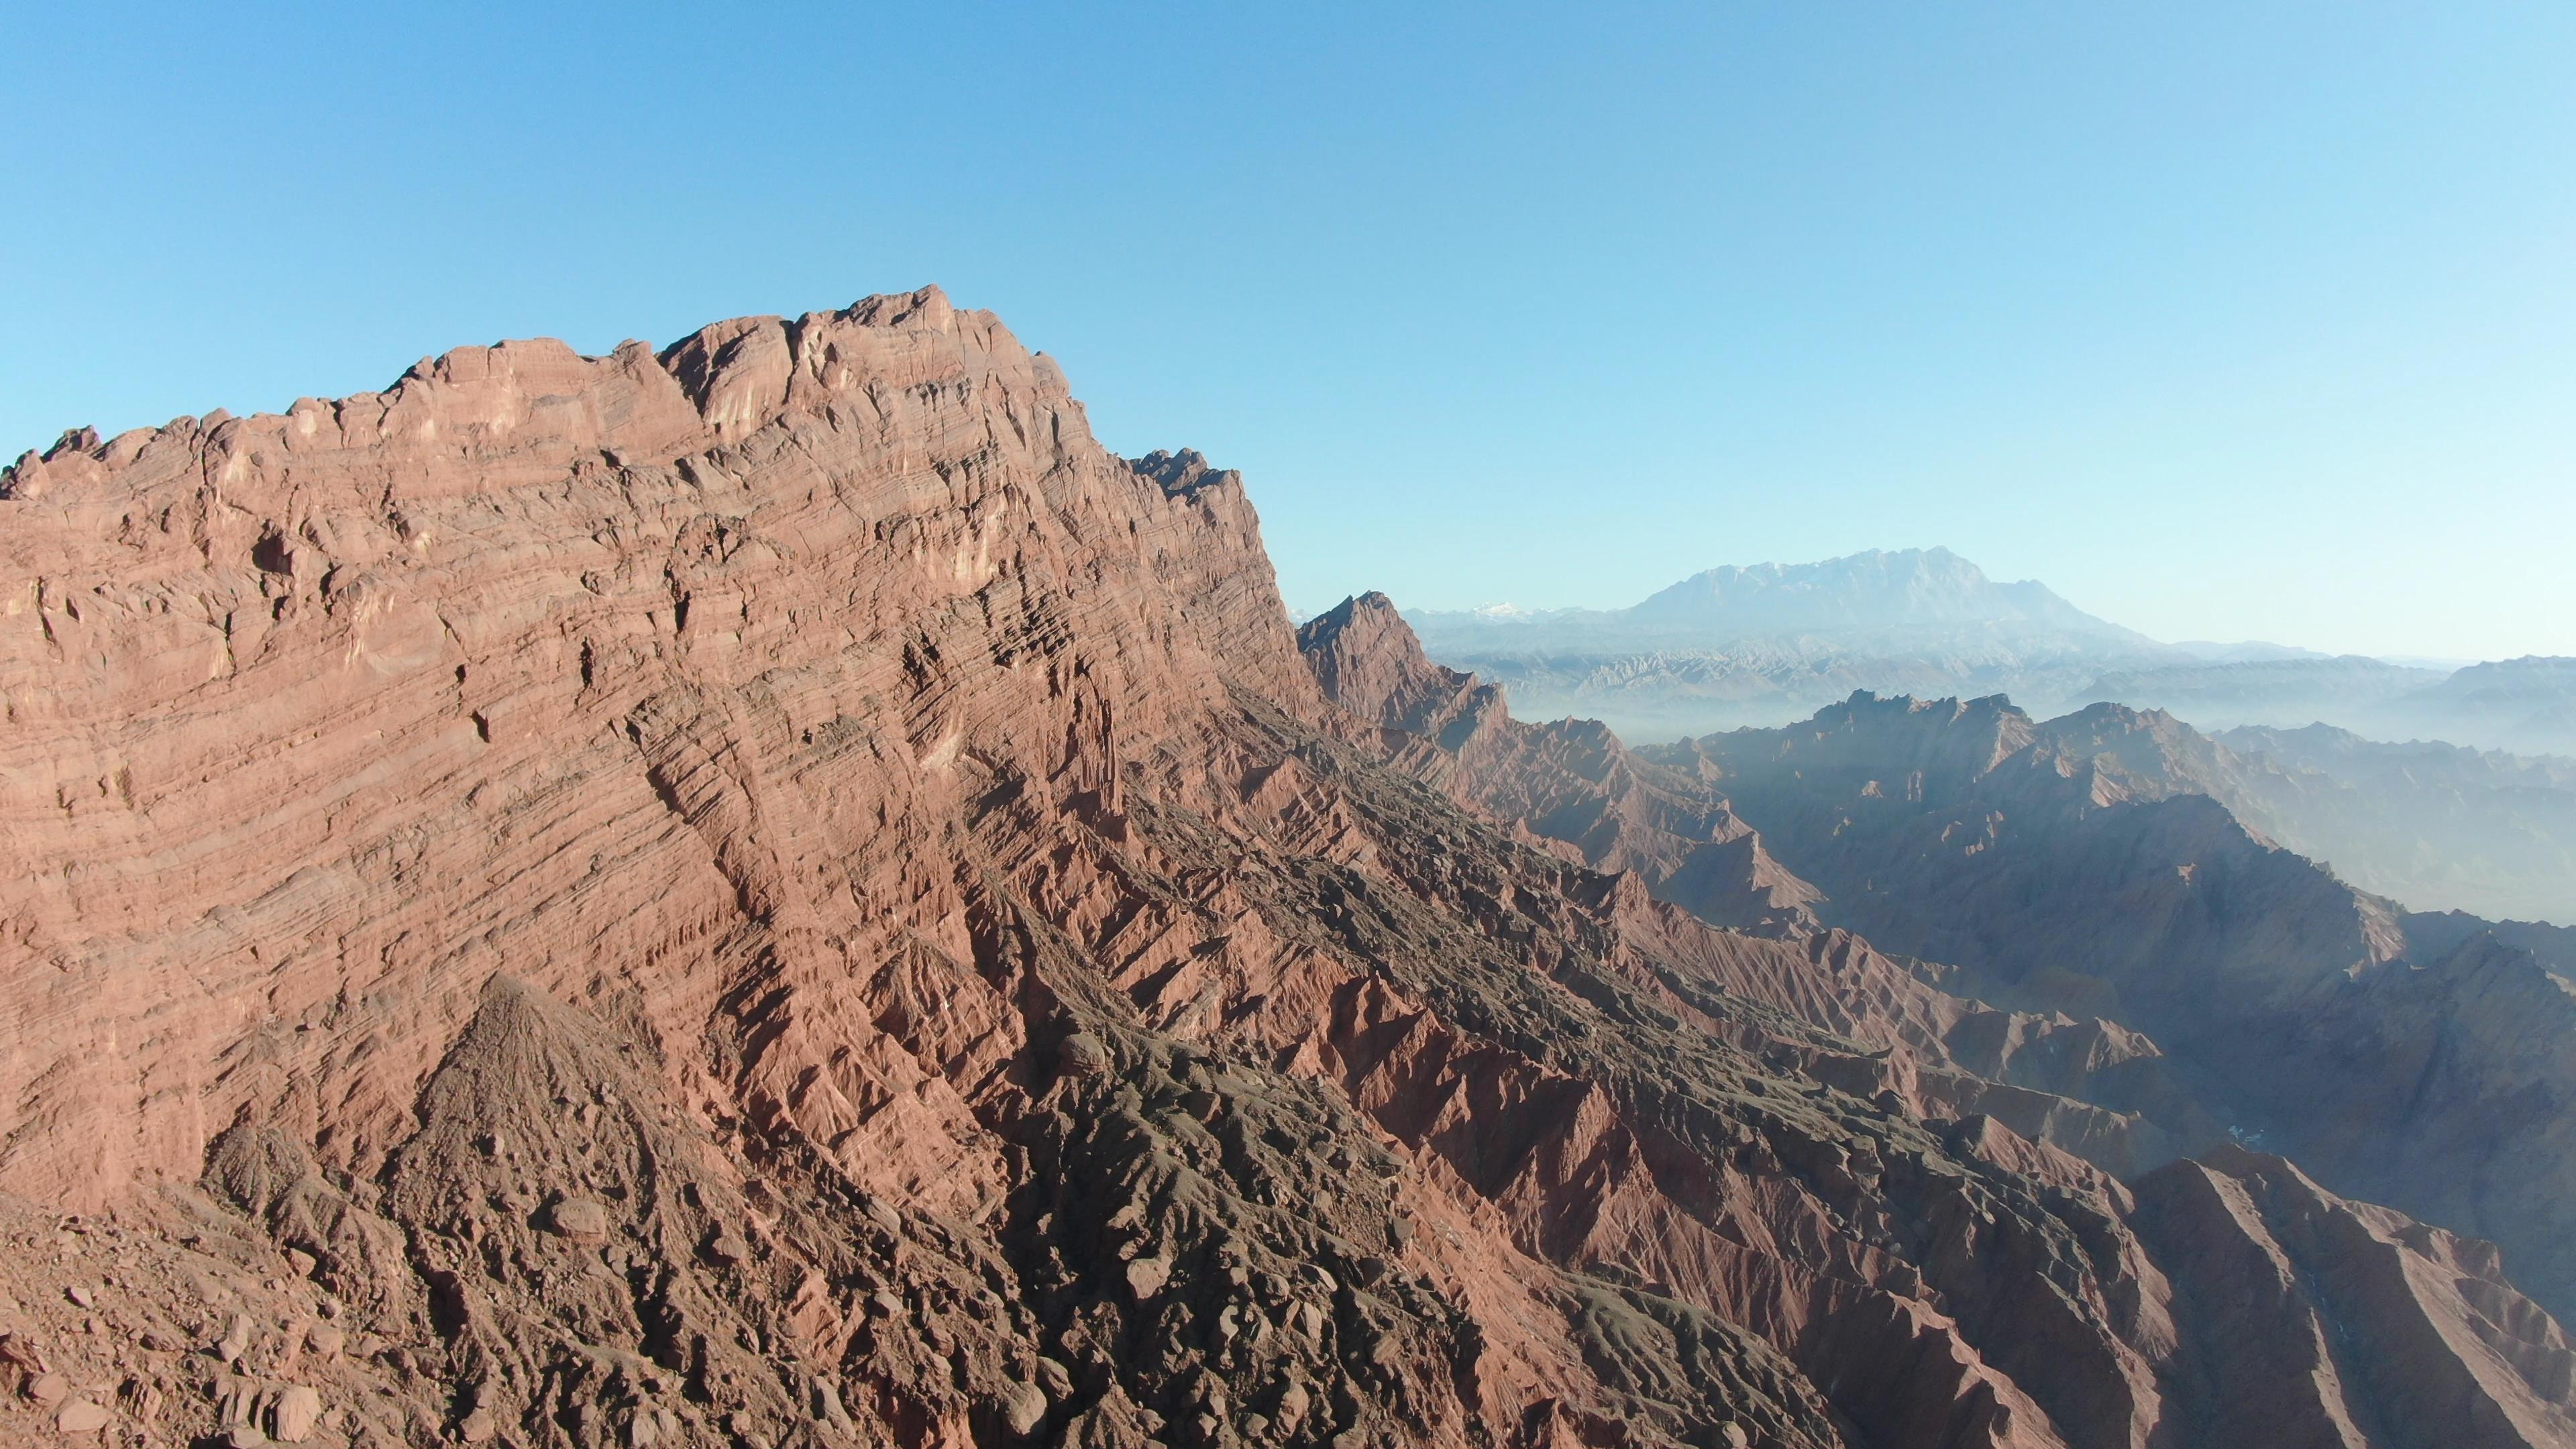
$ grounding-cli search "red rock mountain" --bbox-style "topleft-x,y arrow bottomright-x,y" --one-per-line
1,291 -> 2569,1448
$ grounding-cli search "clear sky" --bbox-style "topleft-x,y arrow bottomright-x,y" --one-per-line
7,3 -> 2571,659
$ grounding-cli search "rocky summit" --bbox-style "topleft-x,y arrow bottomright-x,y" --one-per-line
3,290 -> 2572,1448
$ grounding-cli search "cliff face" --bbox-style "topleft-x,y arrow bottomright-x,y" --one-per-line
1,295 -> 2571,1449
2,288 -> 1311,1208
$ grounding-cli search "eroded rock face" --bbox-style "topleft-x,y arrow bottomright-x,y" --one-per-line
1,287 -> 1312,1213
1,293 -> 2569,1448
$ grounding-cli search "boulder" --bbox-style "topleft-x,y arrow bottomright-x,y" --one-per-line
269,1384 -> 323,1443
548,1197 -> 610,1239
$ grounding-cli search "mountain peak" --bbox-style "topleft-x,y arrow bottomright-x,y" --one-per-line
1128,447 -> 1243,500
1619,547 -> 2135,640
1295,592 -> 1470,736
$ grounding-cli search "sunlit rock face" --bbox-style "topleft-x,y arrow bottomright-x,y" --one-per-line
1,292 -> 2569,1449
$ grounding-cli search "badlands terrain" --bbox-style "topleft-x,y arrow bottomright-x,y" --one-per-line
3,290 -> 2573,1448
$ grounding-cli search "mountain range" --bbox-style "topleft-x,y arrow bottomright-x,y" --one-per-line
1402,549 -> 2576,759
2210,723 -> 2576,926
4,291 -> 2573,1448
1401,551 -> 2576,922
1408,547 -> 2138,639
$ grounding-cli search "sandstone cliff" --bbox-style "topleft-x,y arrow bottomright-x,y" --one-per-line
1,294 -> 2568,1448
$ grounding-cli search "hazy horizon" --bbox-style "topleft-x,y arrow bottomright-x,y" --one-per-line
1294,545 -> 2533,669
9,3 -> 2571,660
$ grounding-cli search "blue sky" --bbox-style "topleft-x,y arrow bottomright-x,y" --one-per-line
7,2 -> 2571,658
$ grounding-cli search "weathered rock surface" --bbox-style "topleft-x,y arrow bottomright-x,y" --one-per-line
2133,1146 -> 2576,1449
0,292 -> 2569,1447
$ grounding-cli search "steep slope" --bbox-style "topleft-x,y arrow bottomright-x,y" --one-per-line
1292,596 -> 2241,1167
1649,692 -> 2576,1329
1,288 -> 1314,1208
2,294 -> 2569,1448
2131,1145 -> 2576,1449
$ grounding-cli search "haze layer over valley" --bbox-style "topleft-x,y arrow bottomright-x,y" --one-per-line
1399,548 -> 2576,924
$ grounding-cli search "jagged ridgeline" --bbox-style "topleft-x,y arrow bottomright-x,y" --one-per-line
3,290 -> 2571,1448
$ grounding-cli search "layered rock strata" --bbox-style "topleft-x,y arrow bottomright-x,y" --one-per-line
1,292 -> 2567,1448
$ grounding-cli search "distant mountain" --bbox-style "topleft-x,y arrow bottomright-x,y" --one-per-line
2429,655 -> 2576,706
2076,656 -> 2449,729
2212,722 -> 2576,924
1400,557 -> 2576,923
1619,546 -> 2153,640
1406,551 -> 2576,757
1407,547 -> 2178,741
2083,655 -> 2576,755
1639,690 -> 2576,1320
1412,546 -> 2147,647
2167,639 -> 2334,662
2410,656 -> 2576,751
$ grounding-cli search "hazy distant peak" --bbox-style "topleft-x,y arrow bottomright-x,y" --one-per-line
1617,547 -> 2140,640
2432,655 -> 2576,696
1646,545 -> 1984,594
2168,639 -> 2337,663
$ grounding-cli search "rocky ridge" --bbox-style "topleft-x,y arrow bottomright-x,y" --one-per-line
1,292 -> 2569,1447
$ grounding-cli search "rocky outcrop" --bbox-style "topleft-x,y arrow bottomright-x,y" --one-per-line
2,294 -> 2569,1447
